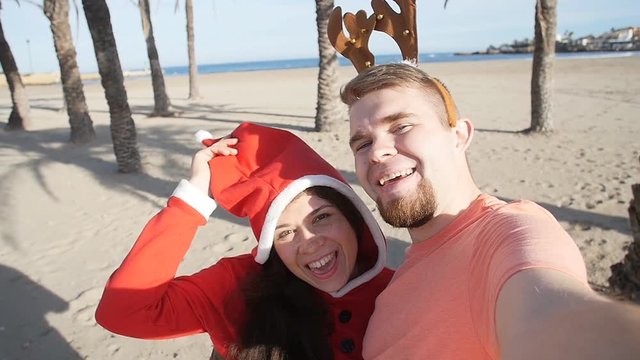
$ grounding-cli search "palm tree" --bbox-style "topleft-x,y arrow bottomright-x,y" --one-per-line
138,0 -> 172,116
527,0 -> 557,133
0,2 -> 30,131
608,178 -> 640,302
172,0 -> 200,100
82,0 -> 141,173
43,0 -> 96,143
443,0 -> 557,133
184,0 -> 200,100
314,0 -> 343,132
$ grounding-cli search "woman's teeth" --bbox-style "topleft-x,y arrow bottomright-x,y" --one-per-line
308,252 -> 335,271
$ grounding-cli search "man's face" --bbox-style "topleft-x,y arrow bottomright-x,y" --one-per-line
348,86 -> 458,228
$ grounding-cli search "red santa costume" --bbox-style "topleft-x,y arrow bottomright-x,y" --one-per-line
95,122 -> 394,359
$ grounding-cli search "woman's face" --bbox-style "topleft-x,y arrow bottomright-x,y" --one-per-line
273,192 -> 359,293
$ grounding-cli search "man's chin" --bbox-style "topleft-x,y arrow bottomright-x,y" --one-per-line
377,199 -> 420,228
376,180 -> 437,228
381,210 -> 433,228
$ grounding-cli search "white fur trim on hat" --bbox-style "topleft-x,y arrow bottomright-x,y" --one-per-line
256,175 -> 386,298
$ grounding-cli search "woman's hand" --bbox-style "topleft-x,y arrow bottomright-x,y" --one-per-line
189,137 -> 239,196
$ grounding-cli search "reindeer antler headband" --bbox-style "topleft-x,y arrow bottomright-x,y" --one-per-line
328,0 -> 459,127
328,0 -> 417,72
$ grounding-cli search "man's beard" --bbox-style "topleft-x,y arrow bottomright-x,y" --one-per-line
377,179 -> 437,228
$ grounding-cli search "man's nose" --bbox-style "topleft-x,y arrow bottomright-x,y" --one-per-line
369,136 -> 397,163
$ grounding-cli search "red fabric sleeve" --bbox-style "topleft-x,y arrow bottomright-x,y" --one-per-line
95,197 -> 230,339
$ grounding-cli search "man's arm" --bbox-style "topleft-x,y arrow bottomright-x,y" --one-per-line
496,268 -> 640,360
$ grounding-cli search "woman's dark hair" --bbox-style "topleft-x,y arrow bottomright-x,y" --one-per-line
228,186 -> 367,360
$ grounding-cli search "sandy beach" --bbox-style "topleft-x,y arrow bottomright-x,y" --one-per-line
1,55 -> 639,359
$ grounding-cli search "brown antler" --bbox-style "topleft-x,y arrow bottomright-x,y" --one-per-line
328,6 -> 377,73
371,0 -> 418,62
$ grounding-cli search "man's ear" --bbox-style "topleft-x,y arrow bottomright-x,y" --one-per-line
454,118 -> 474,152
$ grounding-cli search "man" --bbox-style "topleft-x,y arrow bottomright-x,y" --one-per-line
343,63 -> 640,359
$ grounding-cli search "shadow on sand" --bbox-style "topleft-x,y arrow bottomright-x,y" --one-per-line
0,264 -> 82,360
3,118 -> 626,252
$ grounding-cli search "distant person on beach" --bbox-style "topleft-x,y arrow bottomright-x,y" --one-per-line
342,63 -> 640,359
95,123 -> 393,359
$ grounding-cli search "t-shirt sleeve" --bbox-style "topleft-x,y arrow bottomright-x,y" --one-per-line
468,200 -> 588,357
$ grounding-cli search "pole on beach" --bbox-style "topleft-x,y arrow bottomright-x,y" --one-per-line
26,39 -> 33,74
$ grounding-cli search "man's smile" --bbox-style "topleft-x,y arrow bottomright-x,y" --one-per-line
378,168 -> 416,186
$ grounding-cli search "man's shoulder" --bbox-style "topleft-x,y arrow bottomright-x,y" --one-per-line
498,198 -> 552,216
482,195 -> 551,218
479,196 -> 559,233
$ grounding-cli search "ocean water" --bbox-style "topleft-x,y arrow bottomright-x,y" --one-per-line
161,51 -> 638,77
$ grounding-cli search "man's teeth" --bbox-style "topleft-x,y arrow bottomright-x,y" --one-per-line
378,169 -> 414,186
308,252 -> 335,270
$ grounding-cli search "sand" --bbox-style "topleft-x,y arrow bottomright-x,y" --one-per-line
0,55 -> 638,359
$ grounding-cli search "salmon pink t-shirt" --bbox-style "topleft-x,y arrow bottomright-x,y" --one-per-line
362,194 -> 588,360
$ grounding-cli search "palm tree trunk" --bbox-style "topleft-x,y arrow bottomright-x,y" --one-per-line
528,0 -> 556,133
138,0 -> 172,116
44,0 -> 96,144
82,0 -> 141,173
609,177 -> 640,303
185,0 -> 200,100
314,0 -> 343,132
0,16 -> 30,131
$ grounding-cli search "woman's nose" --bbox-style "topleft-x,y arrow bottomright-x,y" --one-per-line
298,229 -> 324,254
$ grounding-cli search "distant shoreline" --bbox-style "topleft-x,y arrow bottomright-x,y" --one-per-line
462,26 -> 640,56
454,49 -> 640,56
3,51 -> 638,87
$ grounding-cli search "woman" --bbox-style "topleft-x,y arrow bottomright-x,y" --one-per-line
95,123 -> 394,359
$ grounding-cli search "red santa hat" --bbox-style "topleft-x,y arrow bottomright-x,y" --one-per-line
197,122 -> 386,297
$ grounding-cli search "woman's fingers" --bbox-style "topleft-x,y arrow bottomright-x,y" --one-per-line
195,137 -> 238,158
188,137 -> 239,193
207,137 -> 238,157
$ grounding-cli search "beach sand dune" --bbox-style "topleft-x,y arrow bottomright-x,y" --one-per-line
0,56 -> 638,359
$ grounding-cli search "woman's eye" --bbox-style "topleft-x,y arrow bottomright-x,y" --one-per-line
276,229 -> 294,240
313,213 -> 330,224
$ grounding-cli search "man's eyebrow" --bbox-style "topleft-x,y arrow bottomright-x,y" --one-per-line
349,112 -> 413,148
383,111 -> 413,123
349,131 -> 366,149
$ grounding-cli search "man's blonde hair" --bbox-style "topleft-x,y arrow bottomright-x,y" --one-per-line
341,63 -> 459,128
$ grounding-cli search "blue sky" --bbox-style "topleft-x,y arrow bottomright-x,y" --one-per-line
1,0 -> 638,74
